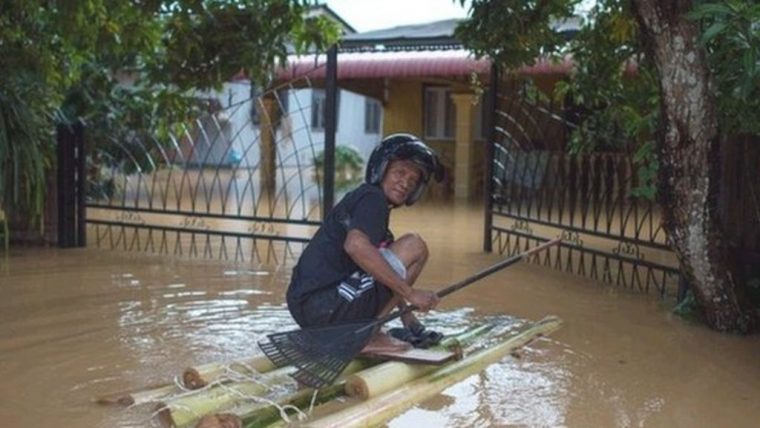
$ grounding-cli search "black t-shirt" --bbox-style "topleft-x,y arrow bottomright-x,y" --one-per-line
287,183 -> 391,302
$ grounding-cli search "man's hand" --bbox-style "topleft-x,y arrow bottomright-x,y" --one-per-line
407,289 -> 439,312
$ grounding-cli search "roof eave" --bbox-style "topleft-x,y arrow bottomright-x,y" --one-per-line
340,37 -> 462,52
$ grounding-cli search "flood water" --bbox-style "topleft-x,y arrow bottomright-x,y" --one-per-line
1,201 -> 759,427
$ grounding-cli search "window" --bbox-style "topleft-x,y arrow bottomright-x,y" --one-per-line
364,98 -> 381,134
311,89 -> 326,130
311,89 -> 340,131
248,85 -> 261,125
424,86 -> 456,139
276,89 -> 289,115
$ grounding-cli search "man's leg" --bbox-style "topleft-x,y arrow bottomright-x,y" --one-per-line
378,233 -> 428,319
389,232 -> 429,285
379,233 -> 429,332
361,233 -> 429,353
380,233 -> 443,347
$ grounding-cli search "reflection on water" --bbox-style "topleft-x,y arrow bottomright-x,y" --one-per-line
472,346 -> 571,427
1,201 -> 760,428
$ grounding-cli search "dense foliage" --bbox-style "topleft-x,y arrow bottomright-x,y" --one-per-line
687,1 -> 760,135
457,0 -> 760,199
0,0 -> 339,223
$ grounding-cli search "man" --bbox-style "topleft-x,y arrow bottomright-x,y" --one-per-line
286,133 -> 444,353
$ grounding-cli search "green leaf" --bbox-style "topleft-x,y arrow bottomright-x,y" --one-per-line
687,3 -> 733,20
701,22 -> 728,44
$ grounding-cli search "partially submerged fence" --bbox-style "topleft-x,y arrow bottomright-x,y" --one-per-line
487,150 -> 679,295
55,46 -> 725,294
58,47 -> 342,265
484,68 -> 681,296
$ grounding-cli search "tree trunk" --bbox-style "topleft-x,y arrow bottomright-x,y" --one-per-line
631,0 -> 756,332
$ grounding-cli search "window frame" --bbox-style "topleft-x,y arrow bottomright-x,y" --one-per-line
310,89 -> 340,132
364,98 -> 382,134
423,85 -> 456,140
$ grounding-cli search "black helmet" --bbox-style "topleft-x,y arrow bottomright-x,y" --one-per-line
365,133 -> 444,205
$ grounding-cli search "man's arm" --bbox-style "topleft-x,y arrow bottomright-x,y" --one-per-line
344,228 -> 438,311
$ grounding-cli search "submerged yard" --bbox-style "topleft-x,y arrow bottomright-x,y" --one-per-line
1,201 -> 758,427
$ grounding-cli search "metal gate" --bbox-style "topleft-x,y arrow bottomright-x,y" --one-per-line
58,48 -> 342,265
484,68 -> 680,296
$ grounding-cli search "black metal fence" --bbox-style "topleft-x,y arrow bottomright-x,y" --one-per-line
484,70 -> 680,296
58,49 -> 341,265
56,47 -> 684,293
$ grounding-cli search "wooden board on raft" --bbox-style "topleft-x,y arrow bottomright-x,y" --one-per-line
359,348 -> 457,364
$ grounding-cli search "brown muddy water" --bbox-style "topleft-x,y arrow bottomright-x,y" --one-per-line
1,202 -> 759,428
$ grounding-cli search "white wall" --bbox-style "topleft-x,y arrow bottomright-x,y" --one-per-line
280,87 -> 382,167
203,81 -> 382,170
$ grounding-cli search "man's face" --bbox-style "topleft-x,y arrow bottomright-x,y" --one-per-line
381,159 -> 423,206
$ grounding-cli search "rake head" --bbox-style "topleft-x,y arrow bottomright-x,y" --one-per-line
258,321 -> 376,389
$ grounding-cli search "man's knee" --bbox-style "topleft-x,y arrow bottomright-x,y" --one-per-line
391,233 -> 428,264
404,233 -> 428,258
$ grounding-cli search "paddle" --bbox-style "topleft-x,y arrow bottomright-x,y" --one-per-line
258,238 -> 562,389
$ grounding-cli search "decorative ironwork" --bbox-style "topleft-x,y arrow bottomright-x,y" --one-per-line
560,230 -> 583,247
114,211 -> 146,226
84,62 -> 334,263
485,79 -> 679,296
510,219 -> 534,235
613,241 -> 644,260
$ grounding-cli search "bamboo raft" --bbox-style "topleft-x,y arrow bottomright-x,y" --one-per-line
96,316 -> 562,428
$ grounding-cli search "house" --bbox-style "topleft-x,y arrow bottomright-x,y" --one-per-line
186,4 -> 383,177
276,17 -> 580,199
185,12 -> 580,202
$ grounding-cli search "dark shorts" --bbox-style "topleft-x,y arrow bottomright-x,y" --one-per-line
288,248 -> 406,328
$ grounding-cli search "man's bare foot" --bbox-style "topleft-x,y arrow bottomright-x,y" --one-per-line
361,331 -> 412,353
400,312 -> 423,331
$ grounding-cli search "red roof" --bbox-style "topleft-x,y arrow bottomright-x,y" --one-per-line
269,50 -> 573,82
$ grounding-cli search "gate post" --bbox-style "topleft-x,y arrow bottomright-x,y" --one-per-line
259,97 -> 280,196
57,122 -> 86,248
483,62 -> 499,252
322,44 -> 338,218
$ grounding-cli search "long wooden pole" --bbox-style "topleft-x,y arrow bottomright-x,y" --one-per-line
355,238 -> 562,335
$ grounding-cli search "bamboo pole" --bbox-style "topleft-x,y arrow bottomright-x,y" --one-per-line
238,382 -> 345,428
183,356 -> 276,389
195,413 -> 242,428
156,367 -> 295,428
192,359 -> 373,428
96,383 -> 180,406
157,360 -> 371,428
345,323 -> 494,400
96,355 -> 278,406
439,323 -> 494,354
304,316 -> 563,428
